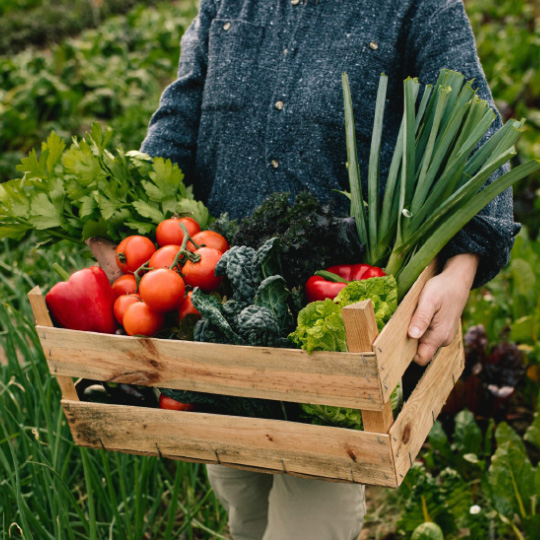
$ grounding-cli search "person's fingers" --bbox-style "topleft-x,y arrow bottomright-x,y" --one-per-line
414,340 -> 439,366
414,324 -> 458,366
408,287 -> 439,340
86,237 -> 122,284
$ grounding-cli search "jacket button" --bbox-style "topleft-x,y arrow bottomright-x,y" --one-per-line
291,0 -> 300,5
271,160 -> 279,169
369,41 -> 378,50
275,101 -> 284,111
223,22 -> 231,31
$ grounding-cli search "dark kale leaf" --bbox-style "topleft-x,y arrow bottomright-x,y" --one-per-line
232,191 -> 364,294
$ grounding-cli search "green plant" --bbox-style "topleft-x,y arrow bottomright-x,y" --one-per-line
0,1 -> 198,184
396,405 -> 540,539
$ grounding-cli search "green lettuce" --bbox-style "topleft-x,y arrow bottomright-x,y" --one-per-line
335,274 -> 398,331
300,380 -> 403,430
287,299 -> 347,354
289,274 -> 400,429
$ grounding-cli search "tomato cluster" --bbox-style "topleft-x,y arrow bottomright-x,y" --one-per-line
112,217 -> 228,338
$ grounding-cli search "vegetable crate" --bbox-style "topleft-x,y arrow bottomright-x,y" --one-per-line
28,261 -> 464,488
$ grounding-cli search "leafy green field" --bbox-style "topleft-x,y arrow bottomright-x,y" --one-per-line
1,0 -> 539,538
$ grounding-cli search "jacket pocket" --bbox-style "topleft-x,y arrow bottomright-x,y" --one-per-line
202,18 -> 265,111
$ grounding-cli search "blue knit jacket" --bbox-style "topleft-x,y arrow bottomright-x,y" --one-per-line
141,0 -> 520,287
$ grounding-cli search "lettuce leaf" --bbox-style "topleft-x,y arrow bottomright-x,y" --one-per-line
287,299 -> 347,354
289,275 -> 400,429
335,274 -> 398,331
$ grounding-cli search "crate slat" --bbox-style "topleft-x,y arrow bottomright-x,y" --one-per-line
28,286 -> 79,401
390,326 -> 465,484
372,261 -> 438,401
62,400 -> 398,487
37,325 -> 384,409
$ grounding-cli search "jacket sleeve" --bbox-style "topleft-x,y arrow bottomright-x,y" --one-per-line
402,0 -> 521,288
140,0 -> 217,185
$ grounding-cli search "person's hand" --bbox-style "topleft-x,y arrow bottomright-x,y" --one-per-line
85,237 -> 122,284
407,253 -> 480,366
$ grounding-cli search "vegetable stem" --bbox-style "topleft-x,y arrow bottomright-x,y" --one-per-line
342,73 -> 369,255
51,262 -> 71,282
314,270 -> 350,283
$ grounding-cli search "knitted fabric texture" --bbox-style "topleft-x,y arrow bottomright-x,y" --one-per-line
141,0 -> 521,288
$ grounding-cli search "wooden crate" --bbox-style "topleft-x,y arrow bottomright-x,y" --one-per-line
28,261 -> 464,488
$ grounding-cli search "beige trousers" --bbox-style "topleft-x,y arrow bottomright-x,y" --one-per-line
206,464 -> 366,540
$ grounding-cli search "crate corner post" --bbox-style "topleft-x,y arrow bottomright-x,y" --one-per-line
342,299 -> 393,433
27,287 -> 79,402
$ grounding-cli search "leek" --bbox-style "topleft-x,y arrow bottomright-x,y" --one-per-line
343,69 -> 540,299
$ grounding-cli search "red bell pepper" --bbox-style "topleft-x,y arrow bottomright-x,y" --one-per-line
46,266 -> 118,334
305,264 -> 386,303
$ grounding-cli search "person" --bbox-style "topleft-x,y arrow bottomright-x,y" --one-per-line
139,1 -> 520,539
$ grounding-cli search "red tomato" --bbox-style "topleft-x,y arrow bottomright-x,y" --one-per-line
116,236 -> 156,274
182,247 -> 223,292
123,302 -> 164,337
188,231 -> 229,253
139,268 -> 186,313
112,274 -> 138,297
156,217 -> 200,247
113,294 -> 141,325
159,394 -> 195,411
178,291 -> 201,320
148,244 -> 182,272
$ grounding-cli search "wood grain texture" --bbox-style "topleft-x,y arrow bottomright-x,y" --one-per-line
342,300 -> 379,354
372,260 -> 439,402
361,401 -> 393,434
37,326 -> 384,409
62,400 -> 398,487
342,300 -> 392,431
389,326 -> 464,485
28,287 -> 79,401
28,286 -> 53,326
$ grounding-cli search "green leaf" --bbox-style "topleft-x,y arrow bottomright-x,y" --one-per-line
175,199 -> 211,229
123,221 -> 155,236
254,275 -> 292,334
98,193 -> 123,221
62,141 -> 105,186
411,522 -> 444,540
288,299 -> 347,354
427,421 -> 455,467
0,223 -> 31,240
0,180 -> 30,218
44,131 -> 66,174
132,200 -> 165,224
396,159 -> 540,298
453,410 -> 483,457
342,73 -> 369,252
509,315 -> 536,344
16,148 -> 47,179
82,219 -> 108,240
367,73 -> 388,263
79,195 -> 97,219
148,157 -> 185,200
191,289 -> 245,345
523,392 -> 540,450
487,422 -> 536,520
335,275 -> 398,331
29,193 -> 63,230
88,122 -> 113,154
